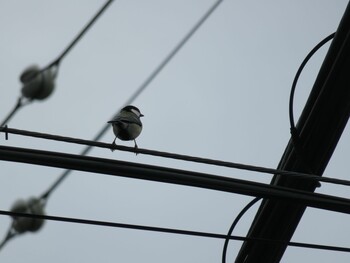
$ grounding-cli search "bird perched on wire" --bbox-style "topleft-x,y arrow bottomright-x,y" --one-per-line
108,105 -> 144,150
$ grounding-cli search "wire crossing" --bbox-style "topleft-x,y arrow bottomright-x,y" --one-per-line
0,0 -> 224,252
38,0 -> 224,201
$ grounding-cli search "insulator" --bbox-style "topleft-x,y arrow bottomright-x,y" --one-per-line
20,65 -> 56,100
10,197 -> 45,233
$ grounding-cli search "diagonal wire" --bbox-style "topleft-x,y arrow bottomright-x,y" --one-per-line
0,97 -> 32,127
0,228 -> 16,251
123,0 -> 223,105
40,0 -> 223,201
41,0 -> 115,71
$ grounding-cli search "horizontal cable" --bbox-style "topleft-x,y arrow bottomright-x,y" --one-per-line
0,210 -> 349,253
1,126 -> 349,187
1,144 -> 350,214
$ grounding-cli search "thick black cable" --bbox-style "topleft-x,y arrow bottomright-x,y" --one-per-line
289,32 -> 335,139
0,210 -> 349,253
1,144 -> 350,214
40,0 -> 223,201
222,197 -> 261,263
1,126 -> 350,188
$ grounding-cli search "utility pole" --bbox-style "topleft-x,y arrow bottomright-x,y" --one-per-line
235,2 -> 350,262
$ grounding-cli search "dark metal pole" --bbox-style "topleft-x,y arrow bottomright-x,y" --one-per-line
235,2 -> 350,262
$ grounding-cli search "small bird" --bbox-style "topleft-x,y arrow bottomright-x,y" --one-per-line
108,105 -> 144,149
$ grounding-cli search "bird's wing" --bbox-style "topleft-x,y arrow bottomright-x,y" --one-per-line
108,114 -> 142,126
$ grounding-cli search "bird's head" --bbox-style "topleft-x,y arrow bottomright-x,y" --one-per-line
122,105 -> 144,117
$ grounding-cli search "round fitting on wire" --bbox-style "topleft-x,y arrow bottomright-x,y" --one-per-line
20,65 -> 56,100
10,197 -> 45,233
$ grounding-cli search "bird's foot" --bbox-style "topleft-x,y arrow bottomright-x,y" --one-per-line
110,140 -> 117,152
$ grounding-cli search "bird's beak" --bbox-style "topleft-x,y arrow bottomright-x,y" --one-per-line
140,114 -> 144,117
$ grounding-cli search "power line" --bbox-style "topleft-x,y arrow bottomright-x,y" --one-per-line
0,98 -> 32,127
128,0 -> 223,102
0,209 -> 349,253
41,0 -> 115,72
0,228 -> 15,251
1,126 -> 350,188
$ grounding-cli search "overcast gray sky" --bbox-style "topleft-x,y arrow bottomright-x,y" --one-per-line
0,1 -> 349,262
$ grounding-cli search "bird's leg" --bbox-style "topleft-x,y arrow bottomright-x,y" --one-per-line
134,140 -> 139,155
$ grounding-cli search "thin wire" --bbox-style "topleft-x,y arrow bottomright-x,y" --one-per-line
222,197 -> 261,263
0,97 -> 32,127
0,228 -> 17,251
41,0 -> 115,71
40,0 -> 223,201
123,0 -> 223,105
1,126 -> 350,188
0,210 -> 349,253
289,32 -> 335,138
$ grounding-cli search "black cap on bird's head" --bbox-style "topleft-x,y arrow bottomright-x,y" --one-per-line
122,105 -> 144,117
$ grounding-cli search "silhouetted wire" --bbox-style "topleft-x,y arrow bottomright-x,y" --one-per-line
0,97 -> 33,128
40,0 -> 223,201
222,197 -> 261,263
41,0 -> 115,71
289,32 -> 335,140
0,209 -> 349,253
1,126 -> 350,188
0,228 -> 16,251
